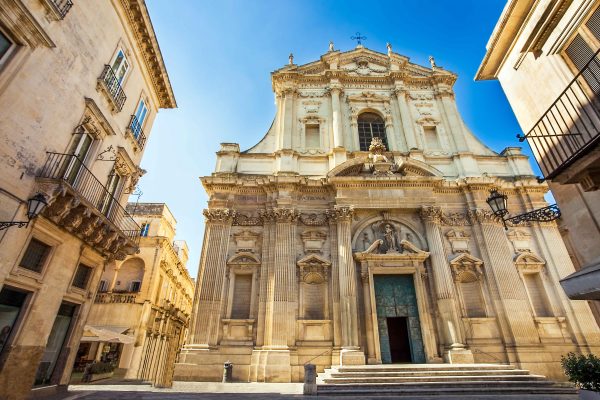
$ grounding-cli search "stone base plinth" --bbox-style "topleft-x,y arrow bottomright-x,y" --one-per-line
340,348 -> 365,365
443,348 -> 474,364
249,349 -> 291,382
173,345 -> 253,382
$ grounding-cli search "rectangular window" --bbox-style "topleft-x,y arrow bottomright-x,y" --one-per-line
0,287 -> 28,355
523,273 -> 551,317
61,133 -> 93,186
305,124 -> 320,148
424,126 -> 441,150
129,281 -> 141,292
34,302 -> 76,386
140,223 -> 150,237
460,280 -> 486,318
19,238 -> 51,273
111,49 -> 129,84
0,31 -> 12,61
98,280 -> 108,292
72,264 -> 93,290
304,283 -> 325,319
564,6 -> 600,92
230,274 -> 252,319
131,99 -> 148,139
99,170 -> 122,215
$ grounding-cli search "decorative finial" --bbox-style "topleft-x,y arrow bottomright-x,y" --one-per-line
386,42 -> 392,56
429,55 -> 437,69
329,41 -> 334,52
289,53 -> 294,65
351,32 -> 367,47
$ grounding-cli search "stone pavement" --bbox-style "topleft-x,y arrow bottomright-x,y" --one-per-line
44,381 -> 583,400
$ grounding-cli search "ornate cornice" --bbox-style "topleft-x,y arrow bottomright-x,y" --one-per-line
326,205 -> 354,221
118,0 -> 176,108
203,208 -> 236,223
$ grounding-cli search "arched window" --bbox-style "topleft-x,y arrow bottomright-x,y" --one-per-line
358,112 -> 388,151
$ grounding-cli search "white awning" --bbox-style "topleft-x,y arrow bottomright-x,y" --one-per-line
81,325 -> 135,344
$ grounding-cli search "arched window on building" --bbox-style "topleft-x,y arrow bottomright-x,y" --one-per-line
358,112 -> 388,151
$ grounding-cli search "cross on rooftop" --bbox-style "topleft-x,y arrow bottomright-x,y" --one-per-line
351,32 -> 367,46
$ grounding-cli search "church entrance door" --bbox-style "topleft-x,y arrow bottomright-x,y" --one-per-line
386,317 -> 411,363
374,275 -> 425,364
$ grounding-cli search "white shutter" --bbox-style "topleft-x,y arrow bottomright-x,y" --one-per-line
304,283 -> 325,319
460,281 -> 486,318
524,274 -> 551,317
231,274 -> 252,319
566,34 -> 594,70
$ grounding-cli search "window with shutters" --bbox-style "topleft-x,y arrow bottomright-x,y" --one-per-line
230,274 -> 252,319
459,279 -> 486,318
523,273 -> 552,317
563,5 -> 600,91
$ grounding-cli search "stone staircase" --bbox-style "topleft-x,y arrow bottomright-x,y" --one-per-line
316,364 -> 578,398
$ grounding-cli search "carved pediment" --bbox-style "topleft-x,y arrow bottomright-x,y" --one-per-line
449,253 -> 484,282
327,156 -> 441,178
297,254 -> 331,268
297,254 -> 331,283
227,252 -> 260,266
355,239 -> 429,262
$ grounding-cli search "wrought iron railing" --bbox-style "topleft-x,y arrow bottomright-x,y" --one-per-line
128,115 -> 147,150
98,65 -> 127,112
48,0 -> 73,18
95,292 -> 138,304
38,152 -> 139,241
519,48 -> 600,180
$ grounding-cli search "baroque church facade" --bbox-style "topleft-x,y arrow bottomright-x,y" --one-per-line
174,44 -> 600,382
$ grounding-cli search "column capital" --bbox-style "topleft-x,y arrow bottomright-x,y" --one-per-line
203,208 -> 236,223
467,208 -> 502,226
326,205 -> 354,222
271,207 -> 300,222
420,205 -> 442,223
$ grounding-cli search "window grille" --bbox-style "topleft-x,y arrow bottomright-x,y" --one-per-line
358,112 -> 388,151
19,239 -> 51,273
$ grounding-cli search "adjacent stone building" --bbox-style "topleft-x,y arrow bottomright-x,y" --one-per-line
0,1 -> 175,398
475,0 -> 600,319
174,44 -> 600,383
77,203 -> 194,388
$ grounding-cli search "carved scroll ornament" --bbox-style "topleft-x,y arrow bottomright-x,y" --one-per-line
203,208 -> 236,223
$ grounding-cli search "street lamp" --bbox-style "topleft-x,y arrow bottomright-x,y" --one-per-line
0,193 -> 48,231
485,189 -> 561,229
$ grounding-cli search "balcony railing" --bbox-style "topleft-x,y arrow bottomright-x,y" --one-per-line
127,115 -> 147,150
49,0 -> 73,18
95,292 -> 138,304
98,65 -> 127,112
520,48 -> 600,181
38,152 -> 140,244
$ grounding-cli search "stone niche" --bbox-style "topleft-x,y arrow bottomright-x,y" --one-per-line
355,219 -> 422,253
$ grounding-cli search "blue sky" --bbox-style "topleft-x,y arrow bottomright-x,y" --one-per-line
140,0 -> 525,277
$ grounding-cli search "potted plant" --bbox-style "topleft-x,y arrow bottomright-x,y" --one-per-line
561,352 -> 600,400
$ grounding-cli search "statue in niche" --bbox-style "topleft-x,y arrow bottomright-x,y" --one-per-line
382,223 -> 401,253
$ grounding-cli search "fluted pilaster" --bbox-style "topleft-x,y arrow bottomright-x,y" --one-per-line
394,88 -> 418,150
420,206 -> 463,348
468,208 -> 539,344
330,86 -> 344,148
255,213 -> 274,347
189,208 -> 235,347
262,208 -> 299,348
328,206 -> 360,348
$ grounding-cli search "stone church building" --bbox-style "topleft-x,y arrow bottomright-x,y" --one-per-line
174,44 -> 600,382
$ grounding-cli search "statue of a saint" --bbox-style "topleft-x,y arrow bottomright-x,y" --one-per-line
383,224 -> 400,253
329,41 -> 335,52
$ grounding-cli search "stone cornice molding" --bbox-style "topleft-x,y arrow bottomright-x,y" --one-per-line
467,208 -> 502,226
326,205 -> 354,222
203,208 -> 236,223
118,0 -> 176,108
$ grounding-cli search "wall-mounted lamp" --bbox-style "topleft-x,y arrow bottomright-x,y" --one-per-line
486,189 -> 561,230
0,193 -> 48,231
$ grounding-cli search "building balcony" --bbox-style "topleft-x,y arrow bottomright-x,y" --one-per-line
125,115 -> 147,151
97,65 -> 127,112
35,152 -> 140,260
521,49 -> 600,191
40,0 -> 73,19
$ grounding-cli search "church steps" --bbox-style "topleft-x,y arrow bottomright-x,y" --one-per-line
316,364 -> 577,397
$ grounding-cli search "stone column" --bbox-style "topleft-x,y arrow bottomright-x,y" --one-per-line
394,87 -> 418,150
328,216 -> 342,360
468,208 -> 539,347
328,206 -> 365,365
420,206 -> 471,363
188,208 -> 235,347
281,89 -> 295,149
360,265 -> 376,364
330,86 -> 344,148
256,213 -> 274,347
